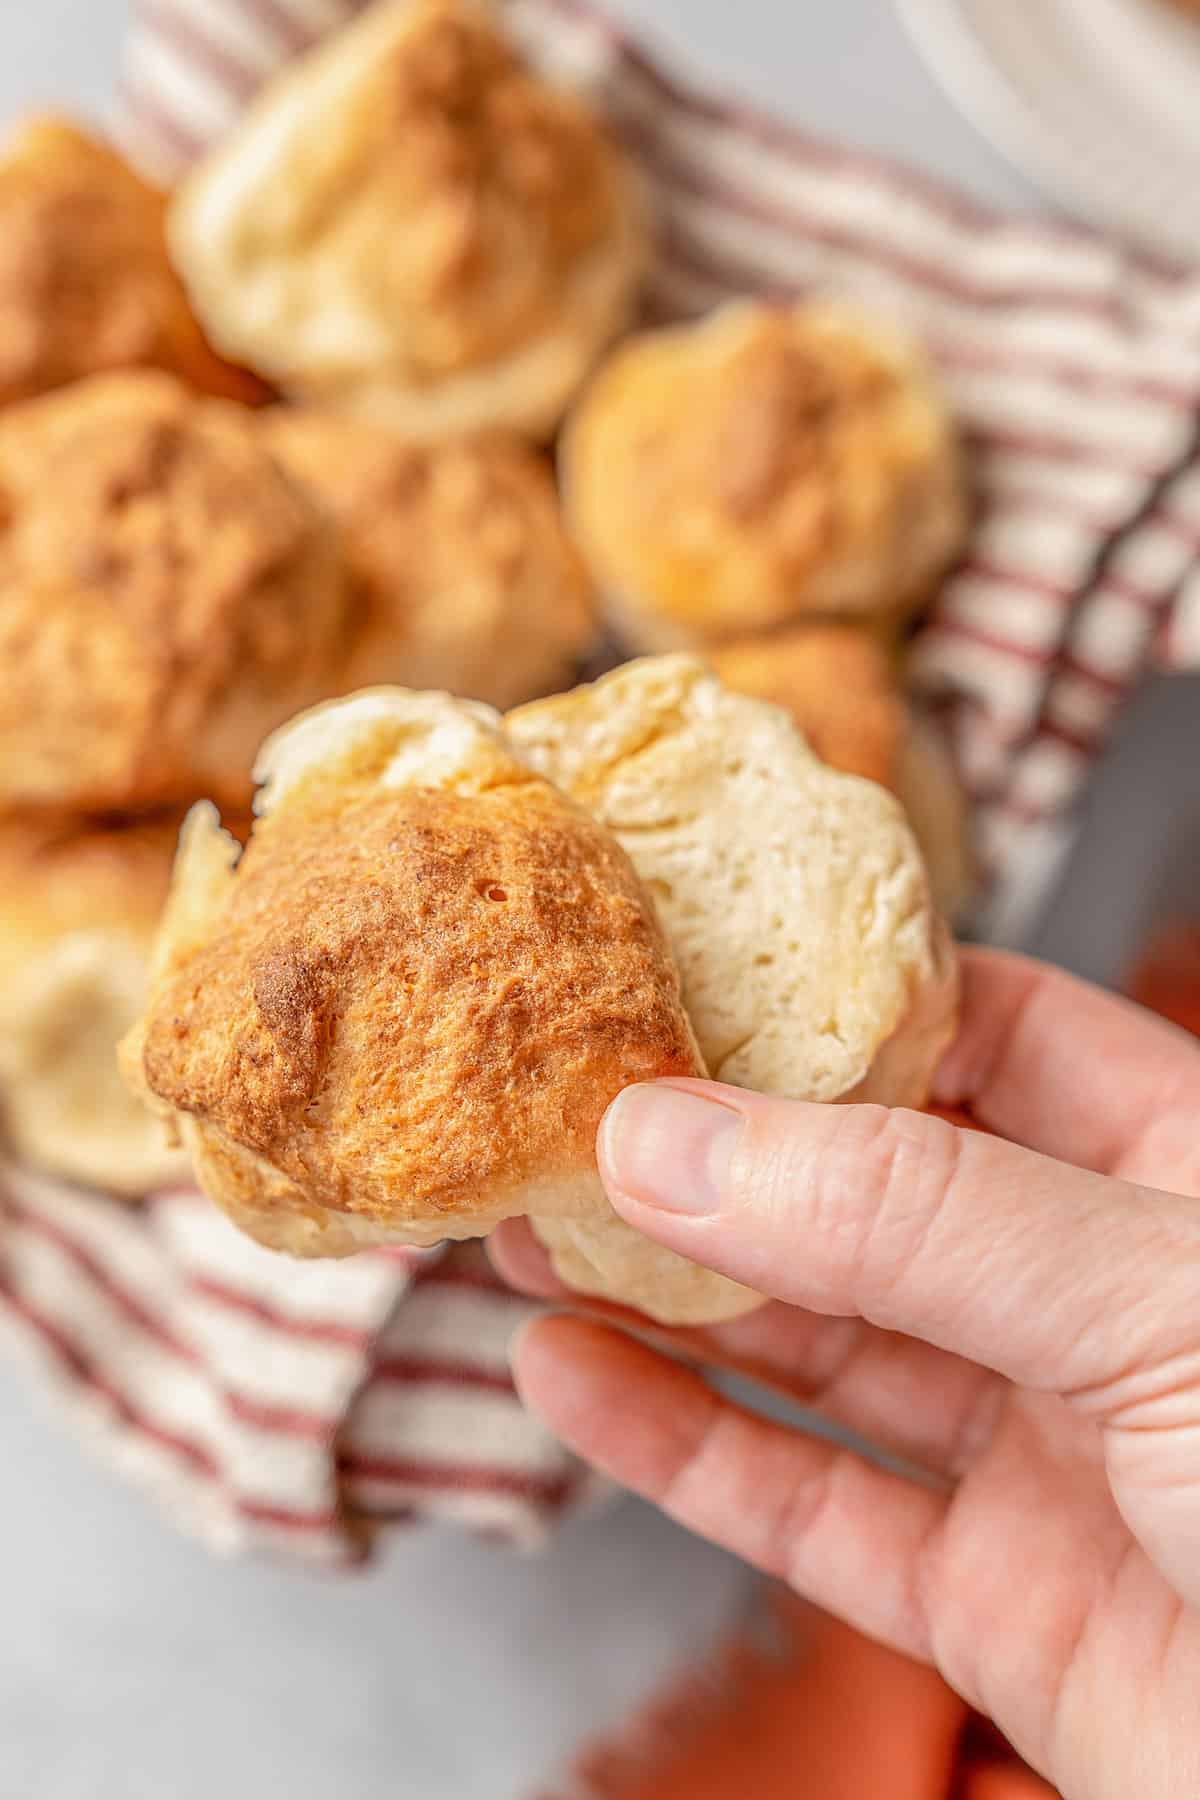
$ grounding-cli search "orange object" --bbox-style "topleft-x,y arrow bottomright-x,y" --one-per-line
546,1590 -> 1058,1799
1125,924 -> 1200,1037
965,1768 -> 1058,1800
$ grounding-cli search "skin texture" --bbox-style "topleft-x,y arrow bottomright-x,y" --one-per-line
495,949 -> 1200,1800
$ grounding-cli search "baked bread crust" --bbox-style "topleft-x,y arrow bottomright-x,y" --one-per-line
0,372 -> 353,813
563,301 -> 967,648
122,690 -> 703,1256
0,115 -> 266,407
169,0 -> 648,440
122,662 -> 957,1326
709,625 -> 905,790
264,409 -> 595,707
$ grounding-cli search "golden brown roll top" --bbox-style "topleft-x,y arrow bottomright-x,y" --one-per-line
169,0 -> 648,441
562,301 -> 967,649
0,114 -> 267,407
122,690 -> 704,1257
262,409 -> 596,707
0,372 -> 354,814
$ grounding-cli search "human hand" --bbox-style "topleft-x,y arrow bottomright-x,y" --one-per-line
492,950 -> 1200,1800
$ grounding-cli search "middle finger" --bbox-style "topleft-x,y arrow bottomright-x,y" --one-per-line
490,1219 -> 1005,1481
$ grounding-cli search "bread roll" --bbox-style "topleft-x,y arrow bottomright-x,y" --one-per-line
563,301 -> 967,649
121,690 -> 704,1258
0,813 -> 197,1195
509,656 -> 958,1323
709,626 -> 974,919
122,661 -> 956,1326
264,409 -> 595,707
169,0 -> 647,441
0,115 -> 266,407
0,371 -> 353,813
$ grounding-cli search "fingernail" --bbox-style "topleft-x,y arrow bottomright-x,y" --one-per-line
600,1084 -> 741,1215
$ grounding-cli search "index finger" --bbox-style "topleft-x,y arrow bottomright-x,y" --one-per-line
932,948 -> 1200,1186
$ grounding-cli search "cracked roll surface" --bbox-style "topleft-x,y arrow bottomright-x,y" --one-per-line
0,115 -> 267,407
264,409 -> 595,707
0,372 -> 354,813
709,626 -> 973,920
121,690 -> 703,1258
563,301 -> 967,648
511,655 -> 959,1324
0,812 -> 197,1195
169,0 -> 647,441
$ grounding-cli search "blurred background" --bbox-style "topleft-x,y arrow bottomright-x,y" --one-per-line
0,4 -> 1196,1798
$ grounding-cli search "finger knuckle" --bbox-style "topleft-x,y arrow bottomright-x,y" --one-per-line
819,1105 -> 967,1326
656,1396 -> 736,1525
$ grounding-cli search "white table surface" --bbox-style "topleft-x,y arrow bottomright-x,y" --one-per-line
0,7 -> 1195,1800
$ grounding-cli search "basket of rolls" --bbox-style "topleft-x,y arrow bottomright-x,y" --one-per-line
0,0 -> 1197,1562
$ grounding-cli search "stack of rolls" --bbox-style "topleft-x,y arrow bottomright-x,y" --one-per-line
164,0 -> 975,921
3,0 -> 971,1327
0,367 -> 345,1192
0,5 -> 617,1193
0,108 -> 276,1194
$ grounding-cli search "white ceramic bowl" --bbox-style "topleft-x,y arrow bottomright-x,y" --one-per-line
898,0 -> 1200,262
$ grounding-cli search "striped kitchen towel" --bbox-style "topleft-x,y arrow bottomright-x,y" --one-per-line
4,0 -> 1198,1569
0,1160 -> 598,1564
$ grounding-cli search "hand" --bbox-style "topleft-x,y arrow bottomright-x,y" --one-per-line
492,950 -> 1200,1800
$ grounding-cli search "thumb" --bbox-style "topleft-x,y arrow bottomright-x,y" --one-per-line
597,1080 -> 1200,1406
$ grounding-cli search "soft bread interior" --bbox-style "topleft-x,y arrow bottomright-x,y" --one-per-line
508,656 -> 958,1324
0,815 -> 193,1196
0,930 -> 188,1196
509,656 -> 957,1102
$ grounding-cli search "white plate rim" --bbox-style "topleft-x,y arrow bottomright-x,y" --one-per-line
896,0 -> 1200,264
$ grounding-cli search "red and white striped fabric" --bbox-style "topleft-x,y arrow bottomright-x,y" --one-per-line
0,1160 -> 598,1564
6,0 -> 1199,1569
